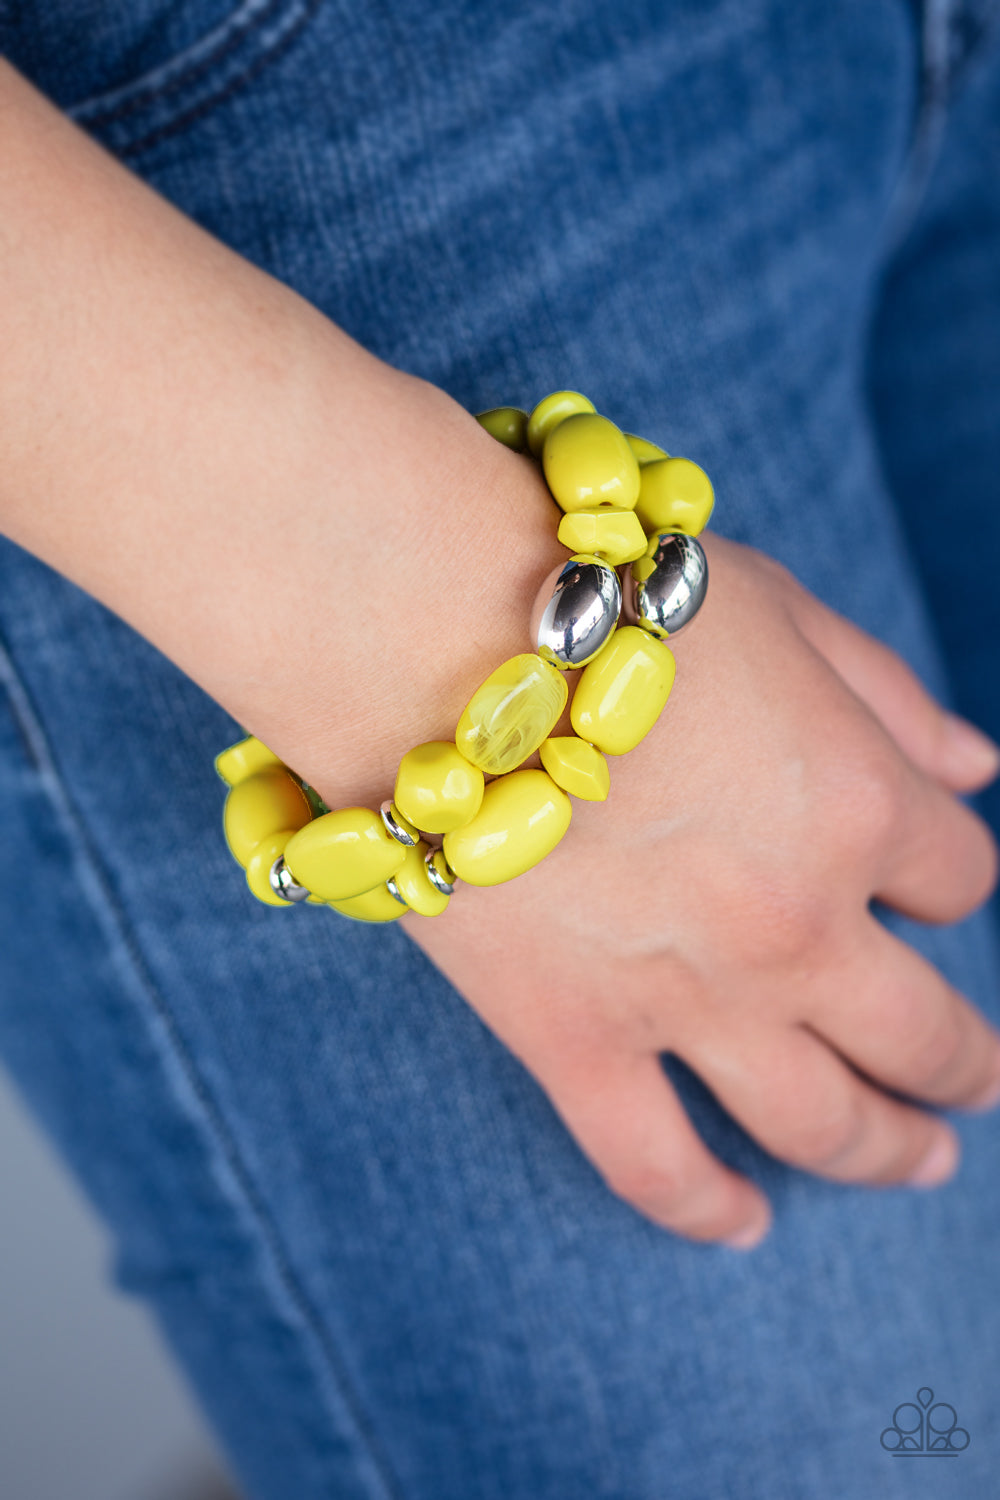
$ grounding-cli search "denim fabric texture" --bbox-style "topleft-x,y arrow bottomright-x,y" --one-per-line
1,2 -> 999,1496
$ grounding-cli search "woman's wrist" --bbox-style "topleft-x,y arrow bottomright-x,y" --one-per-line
0,60 -> 567,812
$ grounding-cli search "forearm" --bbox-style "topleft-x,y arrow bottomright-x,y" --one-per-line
0,59 -> 564,805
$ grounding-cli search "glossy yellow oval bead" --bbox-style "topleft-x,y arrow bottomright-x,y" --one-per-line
556,506 -> 648,566
215,735 -> 284,787
475,406 -> 528,451
394,741 -> 485,835
624,433 -> 669,464
526,390 -> 597,457
392,840 -> 450,917
542,413 -> 641,514
539,736 -> 610,801
223,769 -> 312,867
443,769 -> 572,887
283,808 -> 405,901
245,830 -> 298,907
455,653 -> 568,776
570,625 -> 676,755
634,456 -> 715,536
328,884 -> 409,924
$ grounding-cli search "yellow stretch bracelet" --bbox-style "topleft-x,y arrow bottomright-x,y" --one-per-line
215,391 -> 714,922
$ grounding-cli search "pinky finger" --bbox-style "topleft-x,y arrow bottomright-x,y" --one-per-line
534,1046 -> 772,1248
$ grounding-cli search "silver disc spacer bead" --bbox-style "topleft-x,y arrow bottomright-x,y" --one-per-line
268,855 -> 312,903
380,799 -> 419,846
385,876 -> 409,907
424,848 -> 456,897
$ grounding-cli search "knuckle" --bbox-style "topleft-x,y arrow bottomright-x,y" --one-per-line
731,874 -> 833,969
786,1094 -> 866,1171
605,1157 -> 690,1213
901,1009 -> 966,1093
832,752 -> 908,856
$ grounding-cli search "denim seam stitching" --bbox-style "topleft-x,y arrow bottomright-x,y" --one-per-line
119,0 -> 323,160
76,0 -> 288,128
0,634 -> 403,1500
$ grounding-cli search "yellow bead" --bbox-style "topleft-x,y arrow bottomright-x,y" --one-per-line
455,653 -> 568,776
635,457 -> 714,536
476,407 -> 528,451
570,625 -> 676,755
542,413 -> 641,514
223,769 -> 312,867
283,808 -> 405,901
443,769 -> 572,886
539,736 -> 610,801
556,506 -> 648,566
328,885 -> 409,923
526,390 -> 597,457
215,735 -> 284,787
245,830 -> 298,906
394,741 -> 485,834
392,840 -> 450,917
624,433 -> 669,464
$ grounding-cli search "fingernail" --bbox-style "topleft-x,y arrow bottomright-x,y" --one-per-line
908,1130 -> 960,1188
723,1209 -> 771,1252
944,713 -> 1000,781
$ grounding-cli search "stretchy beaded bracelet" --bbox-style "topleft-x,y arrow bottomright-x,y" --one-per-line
216,391 -> 713,922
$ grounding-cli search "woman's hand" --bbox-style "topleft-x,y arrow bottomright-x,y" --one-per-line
403,533 -> 1000,1248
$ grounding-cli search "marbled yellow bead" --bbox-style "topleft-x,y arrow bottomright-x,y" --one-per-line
328,884 -> 409,923
526,390 -> 597,457
543,413 -> 641,514
455,653 -> 568,776
476,406 -> 529,451
223,769 -> 312,867
443,769 -> 572,886
570,625 -> 676,755
635,456 -> 714,536
392,840 -> 450,917
215,735 -> 284,787
283,807 -> 405,901
539,736 -> 610,801
394,741 -> 485,835
245,829 -> 298,906
624,433 -> 669,464
556,506 -> 648,566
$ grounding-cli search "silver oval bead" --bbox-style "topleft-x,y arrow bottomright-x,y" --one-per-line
628,531 -> 708,639
424,848 -> 456,897
529,553 -> 622,669
268,855 -> 312,904
380,798 -> 418,846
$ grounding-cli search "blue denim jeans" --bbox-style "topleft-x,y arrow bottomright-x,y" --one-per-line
2,2 -> 1000,1495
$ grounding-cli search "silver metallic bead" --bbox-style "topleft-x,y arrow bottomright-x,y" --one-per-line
380,798 -> 418,846
424,848 -> 456,897
385,876 -> 409,907
529,553 -> 622,669
268,855 -> 312,904
627,531 -> 708,639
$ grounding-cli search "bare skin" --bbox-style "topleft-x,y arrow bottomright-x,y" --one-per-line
2,60 -> 998,1250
